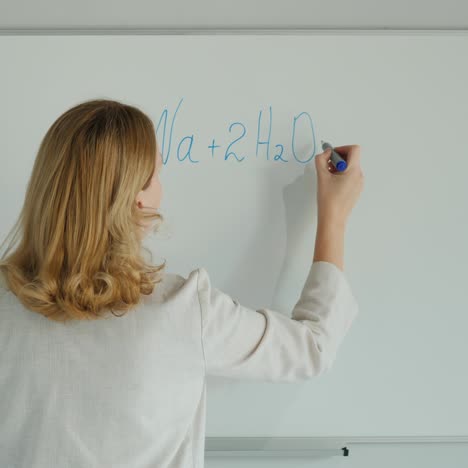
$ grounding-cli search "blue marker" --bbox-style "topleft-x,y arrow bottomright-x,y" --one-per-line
321,140 -> 348,172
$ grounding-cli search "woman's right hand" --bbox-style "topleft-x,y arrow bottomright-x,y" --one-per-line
314,144 -> 364,223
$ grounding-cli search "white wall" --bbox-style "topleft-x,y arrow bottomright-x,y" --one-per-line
1,0 -> 467,30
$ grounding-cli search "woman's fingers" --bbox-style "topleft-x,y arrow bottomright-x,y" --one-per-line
333,144 -> 361,168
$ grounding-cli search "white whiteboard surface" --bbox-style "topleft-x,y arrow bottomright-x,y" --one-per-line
1,34 -> 467,437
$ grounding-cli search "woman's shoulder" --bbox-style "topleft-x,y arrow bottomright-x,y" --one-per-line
151,267 -> 203,303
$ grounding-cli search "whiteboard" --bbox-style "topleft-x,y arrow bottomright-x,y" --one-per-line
1,33 -> 467,438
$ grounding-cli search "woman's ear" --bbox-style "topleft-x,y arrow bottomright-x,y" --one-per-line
135,192 -> 144,209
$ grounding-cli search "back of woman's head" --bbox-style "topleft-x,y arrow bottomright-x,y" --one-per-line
0,98 -> 166,322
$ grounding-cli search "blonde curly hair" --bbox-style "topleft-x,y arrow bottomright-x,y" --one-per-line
0,98 -> 166,322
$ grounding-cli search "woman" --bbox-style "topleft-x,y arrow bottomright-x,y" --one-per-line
0,99 -> 364,467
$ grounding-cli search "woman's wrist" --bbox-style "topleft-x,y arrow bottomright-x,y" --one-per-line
317,206 -> 348,228
313,214 -> 346,271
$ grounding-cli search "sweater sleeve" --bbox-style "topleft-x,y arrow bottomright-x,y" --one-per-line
196,261 -> 359,382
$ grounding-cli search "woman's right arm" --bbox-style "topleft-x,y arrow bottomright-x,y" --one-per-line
196,144 -> 364,382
